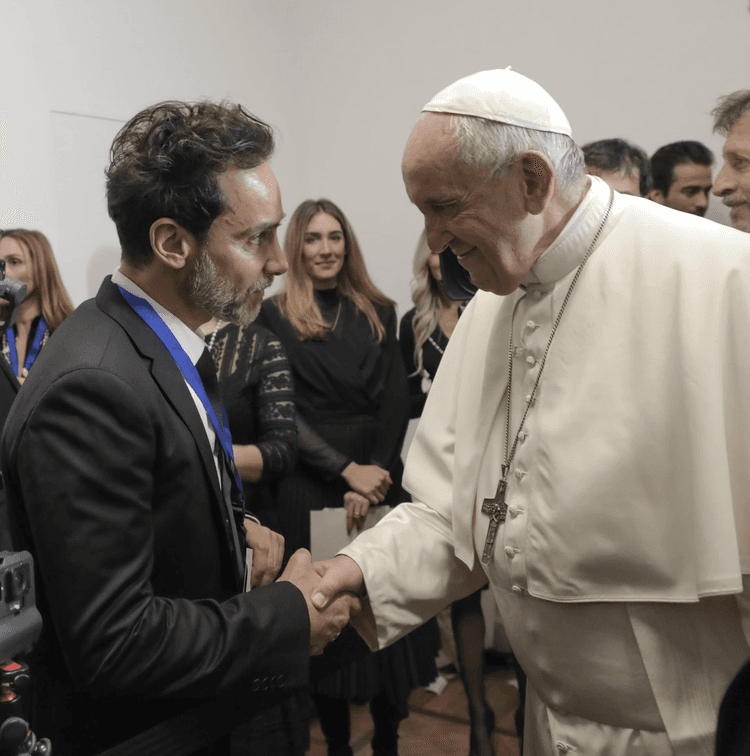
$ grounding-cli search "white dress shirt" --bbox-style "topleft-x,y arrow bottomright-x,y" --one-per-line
112,269 -> 223,486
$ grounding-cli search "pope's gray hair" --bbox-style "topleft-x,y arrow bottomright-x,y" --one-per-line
450,115 -> 587,197
712,90 -> 750,136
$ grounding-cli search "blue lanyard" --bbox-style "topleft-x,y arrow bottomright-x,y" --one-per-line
7,317 -> 47,376
116,285 -> 242,491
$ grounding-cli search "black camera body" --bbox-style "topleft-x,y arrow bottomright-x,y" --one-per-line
0,552 -> 41,662
439,247 -> 478,301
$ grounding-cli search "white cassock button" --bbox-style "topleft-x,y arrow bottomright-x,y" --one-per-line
512,585 -> 523,595
508,505 -> 519,517
525,394 -> 534,405
526,320 -> 537,330
504,546 -> 515,558
556,743 -> 571,753
526,355 -> 536,366
515,469 -> 525,480
519,431 -> 527,442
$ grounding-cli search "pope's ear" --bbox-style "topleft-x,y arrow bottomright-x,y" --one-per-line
647,189 -> 665,205
149,218 -> 195,271
519,151 -> 554,215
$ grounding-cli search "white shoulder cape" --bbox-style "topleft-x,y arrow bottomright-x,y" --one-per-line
405,194 -> 750,602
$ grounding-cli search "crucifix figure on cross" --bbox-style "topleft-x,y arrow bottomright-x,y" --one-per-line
481,468 -> 509,564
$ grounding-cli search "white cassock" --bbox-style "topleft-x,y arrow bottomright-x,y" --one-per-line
340,176 -> 750,756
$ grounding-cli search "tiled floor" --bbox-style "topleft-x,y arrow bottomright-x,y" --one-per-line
307,664 -> 522,756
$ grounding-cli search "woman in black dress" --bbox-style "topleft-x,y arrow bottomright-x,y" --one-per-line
259,199 -> 438,756
399,232 -> 502,756
205,318 -> 310,755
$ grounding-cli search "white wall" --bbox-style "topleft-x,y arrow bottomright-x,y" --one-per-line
3,0 -> 749,315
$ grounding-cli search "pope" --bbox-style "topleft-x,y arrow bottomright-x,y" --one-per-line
311,69 -> 750,756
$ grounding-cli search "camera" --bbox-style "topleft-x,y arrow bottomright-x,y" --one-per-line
0,552 -> 46,755
439,247 -> 478,301
0,551 -> 41,662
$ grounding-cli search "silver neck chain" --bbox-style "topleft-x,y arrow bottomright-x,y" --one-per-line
502,187 -> 614,479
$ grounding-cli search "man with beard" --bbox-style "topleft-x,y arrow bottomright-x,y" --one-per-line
647,141 -> 714,216
713,90 -> 750,233
0,101 -> 355,756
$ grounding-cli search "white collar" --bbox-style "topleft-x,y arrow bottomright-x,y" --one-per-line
523,176 -> 613,290
111,268 -> 206,366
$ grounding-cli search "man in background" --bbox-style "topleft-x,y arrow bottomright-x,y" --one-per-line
713,90 -> 750,233
647,140 -> 714,216
0,101 -> 354,756
583,137 -> 651,196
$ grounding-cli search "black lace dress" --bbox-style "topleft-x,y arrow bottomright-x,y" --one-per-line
209,321 -> 296,522
258,290 -> 439,711
208,321 -> 309,756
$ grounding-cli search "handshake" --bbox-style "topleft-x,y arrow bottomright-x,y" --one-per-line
278,549 -> 368,656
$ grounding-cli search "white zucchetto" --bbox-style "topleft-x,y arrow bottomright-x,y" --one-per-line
422,68 -> 572,138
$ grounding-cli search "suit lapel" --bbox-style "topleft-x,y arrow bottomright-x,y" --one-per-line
95,278 -> 244,587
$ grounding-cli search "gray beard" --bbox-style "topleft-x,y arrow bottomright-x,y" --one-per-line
186,247 -> 268,326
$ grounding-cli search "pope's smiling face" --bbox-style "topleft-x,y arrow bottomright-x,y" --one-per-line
402,113 -> 541,296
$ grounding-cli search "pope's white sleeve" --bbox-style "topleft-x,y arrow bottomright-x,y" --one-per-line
339,295 -> 488,650
339,501 -> 488,650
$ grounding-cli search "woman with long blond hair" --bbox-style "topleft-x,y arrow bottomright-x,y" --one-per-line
259,198 -> 438,756
399,230 -> 466,415
0,229 -> 74,384
399,232 -> 506,756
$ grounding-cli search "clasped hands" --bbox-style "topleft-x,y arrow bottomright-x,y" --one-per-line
279,550 -> 367,655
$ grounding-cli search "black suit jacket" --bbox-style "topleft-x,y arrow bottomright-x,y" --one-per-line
0,278 -> 310,755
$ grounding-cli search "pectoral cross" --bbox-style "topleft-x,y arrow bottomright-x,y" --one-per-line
481,470 -> 508,564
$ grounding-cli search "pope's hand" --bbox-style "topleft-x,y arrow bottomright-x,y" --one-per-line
279,549 -> 359,655
311,554 -> 365,610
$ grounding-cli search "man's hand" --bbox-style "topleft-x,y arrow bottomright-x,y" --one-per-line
312,555 -> 378,650
344,491 -> 371,535
279,549 -> 359,655
244,518 -> 284,588
341,462 -> 391,504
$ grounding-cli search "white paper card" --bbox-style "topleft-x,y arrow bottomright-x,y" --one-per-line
310,506 -> 393,562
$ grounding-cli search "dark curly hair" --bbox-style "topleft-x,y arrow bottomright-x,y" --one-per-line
106,101 -> 275,265
582,138 -> 652,196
